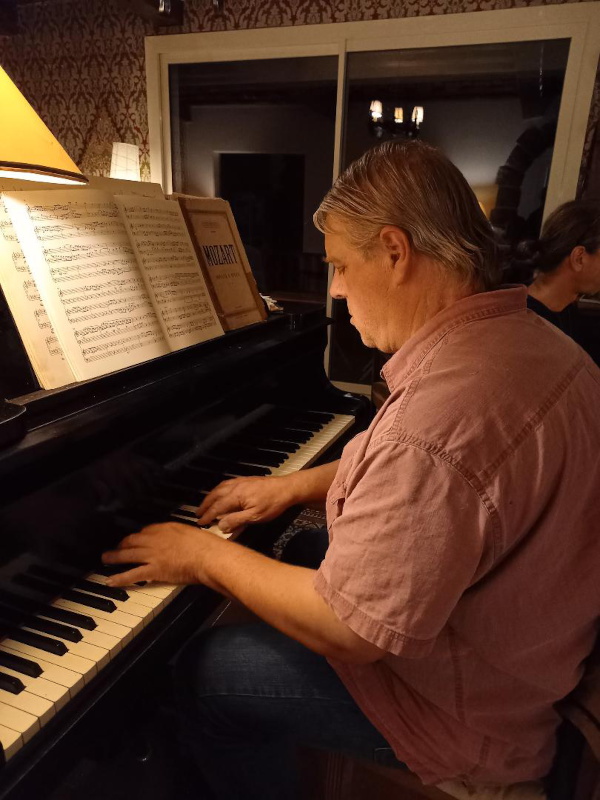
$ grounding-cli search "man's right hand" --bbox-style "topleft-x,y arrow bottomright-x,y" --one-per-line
196,475 -> 298,535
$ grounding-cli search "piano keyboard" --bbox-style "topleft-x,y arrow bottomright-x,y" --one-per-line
0,406 -> 355,762
171,410 -> 354,521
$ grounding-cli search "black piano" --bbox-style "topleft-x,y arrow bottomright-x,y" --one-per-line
0,300 -> 371,799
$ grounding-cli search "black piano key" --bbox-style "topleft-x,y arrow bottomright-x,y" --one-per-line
95,563 -> 138,578
229,435 -> 300,454
37,605 -> 97,631
263,411 -> 323,432
1,625 -> 67,656
0,671 -> 24,695
0,650 -> 42,678
74,580 -> 129,603
0,603 -> 82,643
158,483 -> 206,506
62,590 -> 116,613
170,468 -> 228,492
209,444 -> 285,467
0,587 -> 97,639
28,616 -> 83,643
27,564 -> 77,587
13,574 -> 61,596
297,409 -> 335,422
287,419 -> 323,432
188,457 -> 270,477
245,425 -> 311,444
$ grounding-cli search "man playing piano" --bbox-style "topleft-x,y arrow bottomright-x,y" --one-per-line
103,141 -> 600,799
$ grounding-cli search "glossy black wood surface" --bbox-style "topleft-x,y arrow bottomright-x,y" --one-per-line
0,306 -> 372,799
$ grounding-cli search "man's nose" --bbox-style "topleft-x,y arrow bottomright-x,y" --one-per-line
329,269 -> 345,300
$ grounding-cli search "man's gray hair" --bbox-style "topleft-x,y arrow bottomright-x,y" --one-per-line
314,140 -> 501,290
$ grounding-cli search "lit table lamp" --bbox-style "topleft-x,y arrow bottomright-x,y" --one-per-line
0,64 -> 87,185
0,65 -> 87,445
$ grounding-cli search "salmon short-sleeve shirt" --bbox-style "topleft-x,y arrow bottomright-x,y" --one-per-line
314,287 -> 600,786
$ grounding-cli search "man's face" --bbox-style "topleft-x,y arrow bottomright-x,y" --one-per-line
325,223 -> 396,352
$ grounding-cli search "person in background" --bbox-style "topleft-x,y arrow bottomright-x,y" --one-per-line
511,199 -> 600,364
103,143 -> 600,800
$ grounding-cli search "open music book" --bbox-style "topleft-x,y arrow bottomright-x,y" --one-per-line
0,187 -> 226,389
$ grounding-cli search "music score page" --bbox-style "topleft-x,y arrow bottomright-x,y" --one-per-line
3,189 -> 170,382
114,195 -> 223,349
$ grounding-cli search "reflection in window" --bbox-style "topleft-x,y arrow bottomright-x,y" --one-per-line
169,57 -> 337,304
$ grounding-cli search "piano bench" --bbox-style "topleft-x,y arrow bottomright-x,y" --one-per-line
318,753 -> 547,800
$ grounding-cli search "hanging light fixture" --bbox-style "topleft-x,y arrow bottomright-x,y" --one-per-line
368,100 -> 424,139
0,65 -> 88,185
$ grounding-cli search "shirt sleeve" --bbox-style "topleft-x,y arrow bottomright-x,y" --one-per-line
314,437 -> 494,658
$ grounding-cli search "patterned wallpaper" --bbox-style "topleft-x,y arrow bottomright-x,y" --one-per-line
0,0 -> 598,194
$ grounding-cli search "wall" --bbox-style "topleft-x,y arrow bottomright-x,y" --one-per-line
0,0 -> 598,195
183,103 -> 336,252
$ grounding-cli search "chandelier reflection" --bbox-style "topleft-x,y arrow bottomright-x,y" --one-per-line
369,101 -> 424,139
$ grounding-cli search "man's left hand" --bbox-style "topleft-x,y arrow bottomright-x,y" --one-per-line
102,522 -> 223,588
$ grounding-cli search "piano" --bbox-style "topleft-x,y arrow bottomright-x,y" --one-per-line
0,299 -> 371,799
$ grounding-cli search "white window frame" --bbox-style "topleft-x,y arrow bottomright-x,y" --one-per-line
146,4 -> 600,392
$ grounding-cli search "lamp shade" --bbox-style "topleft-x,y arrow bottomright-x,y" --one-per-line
0,65 -> 87,185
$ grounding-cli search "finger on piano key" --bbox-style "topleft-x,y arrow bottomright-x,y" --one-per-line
0,722 -> 23,760
0,700 -> 39,742
74,579 -> 129,603
0,640 -> 97,685
54,599 -> 143,637
0,684 -> 55,726
0,646 -> 84,694
93,568 -> 181,601
86,575 -> 165,612
72,590 -> 153,623
0,665 -> 70,709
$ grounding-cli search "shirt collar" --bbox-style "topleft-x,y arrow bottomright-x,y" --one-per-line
381,286 -> 528,392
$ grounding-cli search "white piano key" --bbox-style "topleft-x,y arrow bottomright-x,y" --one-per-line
0,686 -> 55,727
0,723 -> 23,759
86,575 -> 167,613
0,700 -> 39,742
21,628 -> 111,671
0,666 -> 70,709
54,600 -> 144,636
1,640 -> 97,684
123,582 -> 181,601
72,591 -> 153,623
270,414 -> 354,476
0,647 -> 84,695
38,611 -> 132,648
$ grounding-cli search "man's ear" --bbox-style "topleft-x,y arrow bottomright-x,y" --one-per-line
569,245 -> 586,273
379,226 -> 411,281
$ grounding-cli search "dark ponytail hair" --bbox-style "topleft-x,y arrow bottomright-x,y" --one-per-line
509,199 -> 600,284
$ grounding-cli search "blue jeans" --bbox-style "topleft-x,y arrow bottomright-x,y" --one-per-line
174,622 -> 403,800
173,529 -> 404,799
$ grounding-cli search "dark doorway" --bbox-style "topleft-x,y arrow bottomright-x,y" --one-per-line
218,153 -> 306,295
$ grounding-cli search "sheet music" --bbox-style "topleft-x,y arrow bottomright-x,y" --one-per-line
3,189 -> 169,382
0,197 -> 75,389
115,195 -> 223,348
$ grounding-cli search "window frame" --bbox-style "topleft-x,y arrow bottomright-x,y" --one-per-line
146,4 -> 600,392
